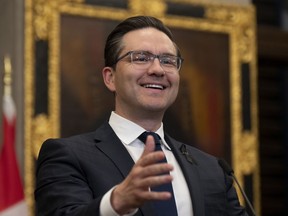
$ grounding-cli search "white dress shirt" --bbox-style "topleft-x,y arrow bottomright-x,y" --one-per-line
100,112 -> 193,216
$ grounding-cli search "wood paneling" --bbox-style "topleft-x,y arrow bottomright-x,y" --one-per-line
253,0 -> 288,215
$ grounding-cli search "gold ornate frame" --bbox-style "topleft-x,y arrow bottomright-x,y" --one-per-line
24,0 -> 260,215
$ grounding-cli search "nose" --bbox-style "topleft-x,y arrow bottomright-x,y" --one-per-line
147,58 -> 165,76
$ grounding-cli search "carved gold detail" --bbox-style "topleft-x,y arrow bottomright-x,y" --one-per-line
31,114 -> 52,158
25,0 -> 260,215
34,0 -> 84,40
60,4 -> 128,20
205,5 -> 256,63
205,6 -> 252,24
34,0 -> 55,40
25,0 -> 35,214
128,0 -> 167,17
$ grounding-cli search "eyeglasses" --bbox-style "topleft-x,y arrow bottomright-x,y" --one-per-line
114,50 -> 183,73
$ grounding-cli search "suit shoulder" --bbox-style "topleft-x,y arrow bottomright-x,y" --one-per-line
40,131 -> 96,153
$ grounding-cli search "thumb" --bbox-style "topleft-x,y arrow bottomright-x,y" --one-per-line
141,135 -> 155,156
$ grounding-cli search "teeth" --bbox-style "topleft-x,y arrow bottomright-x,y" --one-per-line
143,84 -> 164,90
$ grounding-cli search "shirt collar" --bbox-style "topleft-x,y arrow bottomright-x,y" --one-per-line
108,111 -> 171,150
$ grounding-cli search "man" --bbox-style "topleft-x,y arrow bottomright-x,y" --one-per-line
35,16 -> 248,216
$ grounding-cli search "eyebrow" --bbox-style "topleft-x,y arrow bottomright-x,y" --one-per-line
138,50 -> 177,56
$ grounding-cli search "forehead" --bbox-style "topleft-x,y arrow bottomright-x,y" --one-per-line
121,27 -> 177,54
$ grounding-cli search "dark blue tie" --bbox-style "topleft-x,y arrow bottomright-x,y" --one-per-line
138,131 -> 178,216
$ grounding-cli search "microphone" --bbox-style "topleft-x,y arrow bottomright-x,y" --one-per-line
218,158 -> 256,216
180,144 -> 198,165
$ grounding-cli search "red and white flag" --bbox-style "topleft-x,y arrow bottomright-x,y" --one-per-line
0,94 -> 28,215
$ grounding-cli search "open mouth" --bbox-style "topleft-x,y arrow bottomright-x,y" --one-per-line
142,84 -> 165,90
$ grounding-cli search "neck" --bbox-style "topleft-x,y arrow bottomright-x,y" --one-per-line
114,109 -> 164,132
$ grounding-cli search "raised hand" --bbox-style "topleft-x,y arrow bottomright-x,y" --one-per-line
111,135 -> 174,215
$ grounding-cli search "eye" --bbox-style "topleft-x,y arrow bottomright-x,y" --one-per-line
160,56 -> 177,67
132,52 -> 150,63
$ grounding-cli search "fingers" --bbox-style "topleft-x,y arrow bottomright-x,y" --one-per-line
139,135 -> 166,166
141,135 -> 156,155
110,135 -> 174,214
136,134 -> 173,178
141,190 -> 172,200
136,172 -> 174,189
112,174 -> 173,214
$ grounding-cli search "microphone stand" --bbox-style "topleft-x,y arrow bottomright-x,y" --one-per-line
218,159 -> 256,216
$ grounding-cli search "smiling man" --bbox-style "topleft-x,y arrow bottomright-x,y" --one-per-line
35,16 -> 248,216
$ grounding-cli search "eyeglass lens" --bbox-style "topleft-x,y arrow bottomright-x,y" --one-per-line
130,51 -> 181,72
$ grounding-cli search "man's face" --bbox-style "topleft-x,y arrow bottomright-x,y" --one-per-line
103,27 -> 180,118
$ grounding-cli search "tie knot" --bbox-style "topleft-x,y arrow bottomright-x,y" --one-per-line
138,131 -> 161,145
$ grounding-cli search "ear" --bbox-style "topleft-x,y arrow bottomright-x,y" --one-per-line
102,66 -> 116,92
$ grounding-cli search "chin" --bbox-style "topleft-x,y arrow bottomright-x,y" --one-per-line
143,104 -> 168,113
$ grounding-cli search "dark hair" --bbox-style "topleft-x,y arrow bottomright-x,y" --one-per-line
104,16 -> 181,67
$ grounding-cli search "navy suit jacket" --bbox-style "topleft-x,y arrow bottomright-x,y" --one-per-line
35,122 -> 248,216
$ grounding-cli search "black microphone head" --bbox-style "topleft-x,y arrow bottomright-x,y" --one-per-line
218,158 -> 234,175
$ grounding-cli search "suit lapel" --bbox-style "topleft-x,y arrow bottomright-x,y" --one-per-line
93,122 -> 155,216
165,135 -> 205,216
93,122 -> 135,177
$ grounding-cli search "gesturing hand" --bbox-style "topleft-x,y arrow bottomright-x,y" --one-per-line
110,135 -> 174,215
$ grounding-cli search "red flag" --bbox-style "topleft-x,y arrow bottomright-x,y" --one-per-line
0,94 -> 28,215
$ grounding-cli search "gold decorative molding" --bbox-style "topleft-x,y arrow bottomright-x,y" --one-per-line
128,0 -> 167,17
24,0 -> 35,213
235,132 -> 258,174
59,4 -> 128,20
31,114 -> 53,158
205,5 -> 253,25
34,0 -> 83,40
205,5 -> 256,62
34,0 -> 55,40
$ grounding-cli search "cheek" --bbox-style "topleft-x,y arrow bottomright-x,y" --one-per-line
113,73 -> 133,94
171,74 -> 180,89
171,76 -> 180,98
